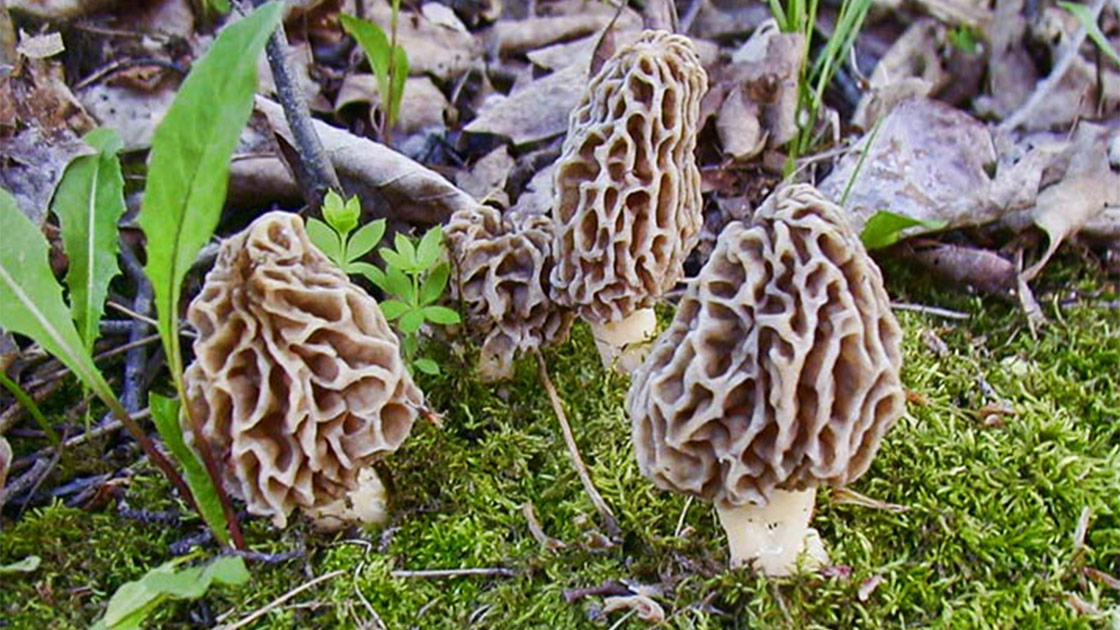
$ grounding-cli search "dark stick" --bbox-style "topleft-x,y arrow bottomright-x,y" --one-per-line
258,11 -> 341,212
119,243 -> 153,414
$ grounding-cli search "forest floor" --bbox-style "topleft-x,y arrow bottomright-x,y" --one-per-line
2,252 -> 1117,629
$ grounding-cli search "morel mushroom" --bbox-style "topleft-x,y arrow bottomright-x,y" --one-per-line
628,185 -> 905,575
550,30 -> 707,371
447,203 -> 574,381
183,211 -> 423,529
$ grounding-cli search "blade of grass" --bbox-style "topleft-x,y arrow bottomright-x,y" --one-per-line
0,373 -> 60,447
139,0 -> 284,549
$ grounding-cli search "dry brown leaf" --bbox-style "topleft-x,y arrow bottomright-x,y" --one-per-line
9,0 -> 113,19
227,156 -> 303,209
456,146 -> 515,200
78,80 -> 178,151
336,74 -> 448,135
0,435 -> 11,502
691,1 -> 772,40
489,11 -> 642,56
1,126 -> 92,227
257,96 -> 476,225
819,98 -> 998,232
464,62 -> 586,145
16,30 -> 64,60
904,242 -> 1017,295
712,22 -> 803,160
853,19 -> 946,129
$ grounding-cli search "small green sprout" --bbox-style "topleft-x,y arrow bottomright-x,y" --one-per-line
306,191 -> 387,276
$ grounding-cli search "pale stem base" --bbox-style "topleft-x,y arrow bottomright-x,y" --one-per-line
307,467 -> 388,532
591,308 -> 658,374
715,487 -> 829,576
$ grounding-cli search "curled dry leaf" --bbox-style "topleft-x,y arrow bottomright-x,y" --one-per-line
456,146 -> 516,201
819,98 -> 998,233
904,241 -> 1018,295
711,21 -> 803,160
465,63 -> 587,145
257,96 -> 476,225
489,10 -> 643,57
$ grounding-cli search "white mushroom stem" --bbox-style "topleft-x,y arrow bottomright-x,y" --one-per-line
715,487 -> 829,576
591,308 -> 658,373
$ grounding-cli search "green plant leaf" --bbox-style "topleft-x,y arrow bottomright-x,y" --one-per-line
98,555 -> 248,630
306,218 -> 343,265
421,305 -> 460,325
322,190 -> 358,237
0,372 -> 59,446
340,14 -> 393,110
860,211 -> 948,250
51,127 -> 126,353
379,299 -> 410,320
0,555 -> 41,574
1060,2 -> 1120,66
139,1 -> 284,387
387,44 -> 409,127
361,265 -> 389,291
383,265 -> 415,301
379,246 -> 410,272
349,261 -> 382,279
0,189 -> 121,423
413,357 -> 439,375
149,393 -> 230,547
415,225 -> 443,269
419,262 -> 450,305
400,308 -> 425,334
394,232 -> 419,269
347,219 -> 386,262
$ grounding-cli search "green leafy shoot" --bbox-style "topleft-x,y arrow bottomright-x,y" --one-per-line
0,188 -> 192,504
306,191 -> 387,275
860,211 -> 947,250
339,13 -> 409,130
51,127 -> 126,354
149,394 -> 230,547
948,25 -> 980,54
362,225 -> 458,375
1060,1 -> 1120,66
839,113 -> 884,207
138,1 -> 283,548
90,555 -> 249,630
0,372 -> 59,447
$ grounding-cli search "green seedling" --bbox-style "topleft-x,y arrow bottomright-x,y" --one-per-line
306,190 -> 387,275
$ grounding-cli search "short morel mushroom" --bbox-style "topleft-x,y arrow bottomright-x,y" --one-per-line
446,203 -> 574,381
627,185 -> 905,575
550,30 -> 707,371
183,211 -> 423,529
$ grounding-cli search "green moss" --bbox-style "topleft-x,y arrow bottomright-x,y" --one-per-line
3,256 -> 1118,628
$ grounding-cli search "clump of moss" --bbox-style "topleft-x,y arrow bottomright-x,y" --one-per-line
2,255 -> 1117,629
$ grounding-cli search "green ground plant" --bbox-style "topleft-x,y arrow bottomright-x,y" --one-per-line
340,8 -> 409,134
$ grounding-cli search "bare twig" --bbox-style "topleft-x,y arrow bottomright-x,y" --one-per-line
74,58 -> 186,90
535,350 -> 622,539
259,11 -> 341,212
522,502 -> 566,551
10,409 -> 148,474
216,569 -> 346,630
890,302 -> 970,320
23,334 -> 162,389
390,568 -> 517,579
999,0 -> 1108,132
119,243 -> 154,413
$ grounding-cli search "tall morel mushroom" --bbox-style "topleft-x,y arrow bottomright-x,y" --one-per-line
183,211 -> 423,529
550,30 -> 707,371
446,202 -> 574,381
628,185 -> 905,575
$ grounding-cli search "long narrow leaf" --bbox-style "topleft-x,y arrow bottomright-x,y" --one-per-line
0,189 -> 119,411
340,14 -> 393,104
139,1 -> 284,377
149,393 -> 230,547
0,372 -> 59,446
51,127 -> 126,353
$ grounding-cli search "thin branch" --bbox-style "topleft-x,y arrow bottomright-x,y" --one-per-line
534,350 -> 622,539
390,568 -> 517,579
998,0 -> 1108,132
216,569 -> 346,630
890,302 -> 970,320
260,14 -> 341,211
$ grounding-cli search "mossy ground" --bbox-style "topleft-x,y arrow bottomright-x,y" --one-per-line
2,253 -> 1117,629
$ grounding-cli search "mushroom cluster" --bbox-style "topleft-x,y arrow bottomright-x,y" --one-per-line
628,185 -> 905,574
446,202 -> 574,381
183,211 -> 423,529
550,30 -> 708,371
